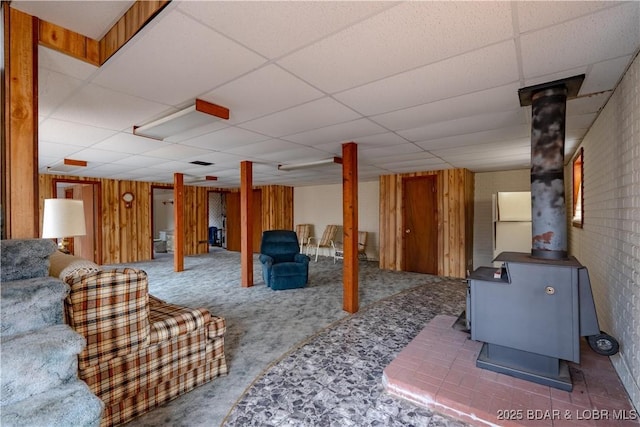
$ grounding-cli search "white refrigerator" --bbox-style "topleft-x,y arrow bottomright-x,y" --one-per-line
492,192 -> 531,265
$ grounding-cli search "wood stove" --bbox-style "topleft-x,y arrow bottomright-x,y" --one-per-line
467,75 -> 618,391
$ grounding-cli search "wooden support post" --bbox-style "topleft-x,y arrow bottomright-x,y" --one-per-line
240,161 -> 253,287
342,142 -> 359,313
3,7 -> 39,238
173,173 -> 184,272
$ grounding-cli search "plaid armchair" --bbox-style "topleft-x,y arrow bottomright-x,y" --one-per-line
64,268 -> 227,427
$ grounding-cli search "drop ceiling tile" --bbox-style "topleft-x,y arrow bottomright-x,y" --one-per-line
359,143 -> 424,161
372,83 -> 522,131
25,1 -> 639,183
305,142 -> 347,156
432,139 -> 530,158
335,41 -> 519,116
566,113 -> 597,130
516,2 -> 615,33
144,145 -> 213,161
366,152 -> 439,167
138,175 -> 173,184
148,161 -> 207,175
567,92 -> 610,116
203,65 -> 324,124
442,150 -> 531,165
38,141 -> 82,159
373,157 -> 445,170
117,170 -> 160,180
209,169 -> 242,179
580,56 -> 633,94
181,166 -> 221,176
459,161 -> 528,173
312,132 -> 409,154
39,118 -> 117,147
257,146 -> 331,163
39,155 -> 59,171
358,164 -> 388,173
38,46 -> 98,80
284,119 -> 387,147
92,11 -> 266,105
182,127 -> 270,151
442,153 -> 531,168
187,152 -> 247,166
278,1 -> 513,93
178,1 -> 393,59
165,121 -> 230,143
51,84 -> 169,131
239,98 -> 361,138
67,148 -> 131,163
13,1 -> 134,39
92,132 -> 171,154
226,140 -> 303,157
112,155 -> 168,167
398,110 -> 524,143
38,69 -> 86,117
416,126 -> 529,151
84,163 -> 132,176
252,163 -> 281,174
520,3 -> 640,79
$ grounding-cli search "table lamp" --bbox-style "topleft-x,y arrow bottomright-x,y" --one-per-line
42,199 -> 87,253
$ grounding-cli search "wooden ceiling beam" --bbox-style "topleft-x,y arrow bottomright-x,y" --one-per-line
36,1 -> 171,67
100,1 -> 171,64
38,20 -> 100,66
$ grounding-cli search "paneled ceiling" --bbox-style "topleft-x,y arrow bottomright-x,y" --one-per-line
11,1 -> 640,187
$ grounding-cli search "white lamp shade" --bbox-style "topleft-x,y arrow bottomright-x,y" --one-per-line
42,199 -> 87,238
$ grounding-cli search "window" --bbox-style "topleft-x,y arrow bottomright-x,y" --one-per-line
572,147 -> 584,228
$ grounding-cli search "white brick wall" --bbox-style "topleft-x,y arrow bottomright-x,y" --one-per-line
473,169 -> 530,268
567,53 -> 639,411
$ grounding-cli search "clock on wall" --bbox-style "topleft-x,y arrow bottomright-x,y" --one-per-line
122,191 -> 135,208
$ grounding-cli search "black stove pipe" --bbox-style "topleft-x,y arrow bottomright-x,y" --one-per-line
529,86 -> 568,260
519,75 -> 584,260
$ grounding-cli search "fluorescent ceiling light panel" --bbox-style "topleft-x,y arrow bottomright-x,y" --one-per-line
186,175 -> 218,184
278,157 -> 342,171
134,99 -> 229,140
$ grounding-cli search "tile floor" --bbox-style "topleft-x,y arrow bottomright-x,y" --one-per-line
383,315 -> 638,427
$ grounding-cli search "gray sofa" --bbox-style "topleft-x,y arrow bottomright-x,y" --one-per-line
0,239 -> 104,427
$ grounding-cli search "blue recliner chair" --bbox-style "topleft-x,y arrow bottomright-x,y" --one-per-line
259,230 -> 310,290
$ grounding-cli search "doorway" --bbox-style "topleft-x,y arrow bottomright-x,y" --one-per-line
53,179 -> 101,263
151,186 -> 173,258
208,191 -> 226,249
402,175 -> 438,274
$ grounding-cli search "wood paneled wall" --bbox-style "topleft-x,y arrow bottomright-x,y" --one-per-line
224,185 -> 293,252
261,185 -> 294,231
183,184 -> 210,257
39,175 -> 295,264
379,168 -> 474,278
39,174 -> 210,265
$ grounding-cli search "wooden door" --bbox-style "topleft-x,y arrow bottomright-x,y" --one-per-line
403,176 -> 437,274
225,190 -> 262,252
